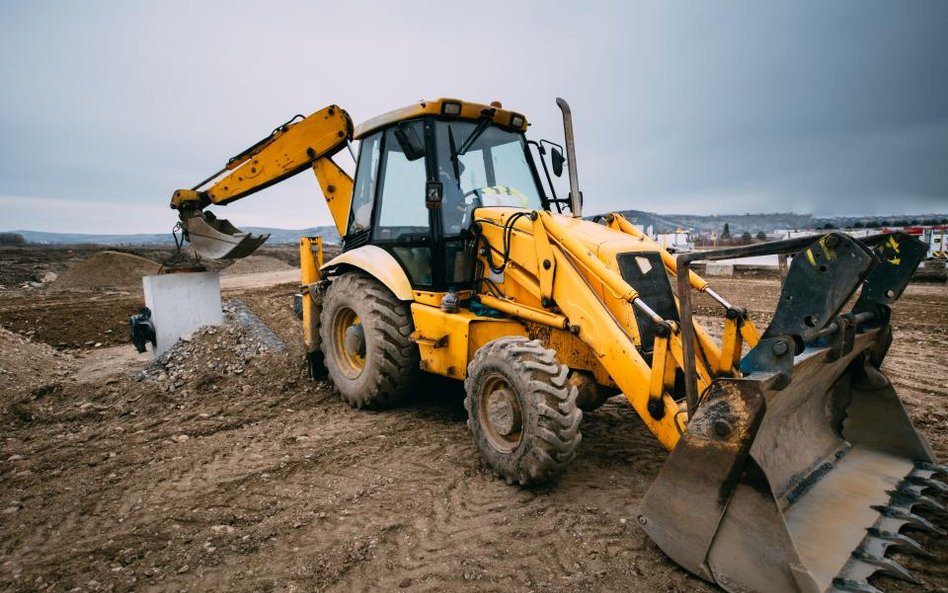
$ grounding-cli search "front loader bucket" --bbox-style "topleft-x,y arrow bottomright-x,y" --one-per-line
640,232 -> 944,593
179,209 -> 269,260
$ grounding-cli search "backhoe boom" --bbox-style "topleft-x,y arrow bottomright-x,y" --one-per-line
170,105 -> 354,259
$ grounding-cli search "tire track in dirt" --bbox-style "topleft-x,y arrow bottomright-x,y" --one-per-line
3,274 -> 943,593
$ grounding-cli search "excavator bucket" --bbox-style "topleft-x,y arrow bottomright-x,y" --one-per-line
640,232 -> 943,593
178,208 -> 270,260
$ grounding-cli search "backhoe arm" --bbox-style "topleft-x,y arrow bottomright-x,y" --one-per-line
170,105 -> 354,259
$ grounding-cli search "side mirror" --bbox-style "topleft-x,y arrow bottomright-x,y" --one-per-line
551,147 -> 565,177
394,123 -> 426,161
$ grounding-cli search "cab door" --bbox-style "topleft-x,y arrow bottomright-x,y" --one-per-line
342,120 -> 439,289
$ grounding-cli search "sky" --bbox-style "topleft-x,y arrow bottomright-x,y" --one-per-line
0,0 -> 946,234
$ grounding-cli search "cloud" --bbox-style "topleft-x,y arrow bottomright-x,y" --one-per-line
1,0 -> 945,232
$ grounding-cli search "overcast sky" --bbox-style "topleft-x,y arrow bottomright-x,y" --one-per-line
1,1 -> 946,233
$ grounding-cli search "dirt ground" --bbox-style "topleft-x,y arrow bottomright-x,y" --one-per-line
1,249 -> 946,593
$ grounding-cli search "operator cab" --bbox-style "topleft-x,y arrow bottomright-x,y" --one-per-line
343,99 -> 550,291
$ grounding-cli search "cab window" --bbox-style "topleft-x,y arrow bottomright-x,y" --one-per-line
347,131 -> 381,236
375,121 -> 429,241
434,121 -> 542,236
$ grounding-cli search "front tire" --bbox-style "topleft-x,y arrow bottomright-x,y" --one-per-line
319,272 -> 419,408
464,337 -> 582,485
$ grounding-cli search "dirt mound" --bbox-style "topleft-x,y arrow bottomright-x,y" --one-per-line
221,255 -> 293,276
135,299 -> 285,392
0,327 -> 72,397
52,251 -> 161,290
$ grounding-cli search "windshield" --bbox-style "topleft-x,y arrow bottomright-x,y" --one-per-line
434,120 -> 542,234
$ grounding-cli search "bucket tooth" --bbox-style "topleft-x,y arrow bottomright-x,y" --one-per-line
914,460 -> 948,477
871,505 -> 946,535
903,474 -> 948,494
866,527 -> 932,558
888,487 -> 946,512
831,577 -> 884,593
851,550 -> 920,585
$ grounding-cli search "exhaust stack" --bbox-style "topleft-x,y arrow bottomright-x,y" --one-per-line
555,97 -> 582,218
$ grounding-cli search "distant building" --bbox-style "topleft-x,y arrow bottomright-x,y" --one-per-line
654,228 -> 694,253
771,225 -> 948,260
627,223 -> 694,252
903,226 -> 947,259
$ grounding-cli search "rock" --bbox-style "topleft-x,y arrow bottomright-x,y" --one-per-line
171,434 -> 189,443
7,454 -> 24,462
399,577 -> 412,588
211,524 -> 235,534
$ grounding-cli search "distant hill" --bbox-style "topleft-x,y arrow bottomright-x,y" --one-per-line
609,210 -> 816,234
12,226 -> 341,246
605,210 -> 948,234
10,211 -> 947,245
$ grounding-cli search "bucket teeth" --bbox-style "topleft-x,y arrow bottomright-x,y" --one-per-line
904,474 -> 948,493
831,577 -> 884,593
871,504 -> 946,535
889,487 -> 946,512
914,460 -> 948,478
851,550 -> 921,585
866,527 -> 933,558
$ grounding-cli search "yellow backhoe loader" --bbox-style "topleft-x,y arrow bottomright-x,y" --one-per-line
165,97 -> 944,593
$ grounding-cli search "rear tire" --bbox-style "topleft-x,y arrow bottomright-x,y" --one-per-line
319,272 -> 419,408
464,337 -> 582,485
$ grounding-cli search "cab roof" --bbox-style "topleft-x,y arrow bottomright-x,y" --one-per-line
353,98 -> 529,139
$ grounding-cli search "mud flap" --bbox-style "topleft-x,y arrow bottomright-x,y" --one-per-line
179,208 -> 269,260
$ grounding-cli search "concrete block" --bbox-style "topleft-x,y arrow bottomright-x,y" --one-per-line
705,262 -> 735,277
143,271 -> 223,357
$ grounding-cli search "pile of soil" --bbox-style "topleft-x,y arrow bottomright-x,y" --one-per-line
51,251 -> 161,290
135,299 -> 285,392
0,327 -> 72,396
221,255 -> 293,276
913,259 -> 948,283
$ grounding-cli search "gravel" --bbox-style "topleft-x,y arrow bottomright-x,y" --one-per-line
134,299 -> 284,390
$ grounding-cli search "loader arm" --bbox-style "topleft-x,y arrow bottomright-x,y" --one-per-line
170,105 -> 354,259
471,206 -> 941,593
472,209 -> 723,450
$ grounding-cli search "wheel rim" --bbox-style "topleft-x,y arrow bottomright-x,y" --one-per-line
477,373 -> 523,453
332,307 -> 365,379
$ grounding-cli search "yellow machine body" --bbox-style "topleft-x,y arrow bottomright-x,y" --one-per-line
168,97 -> 943,593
